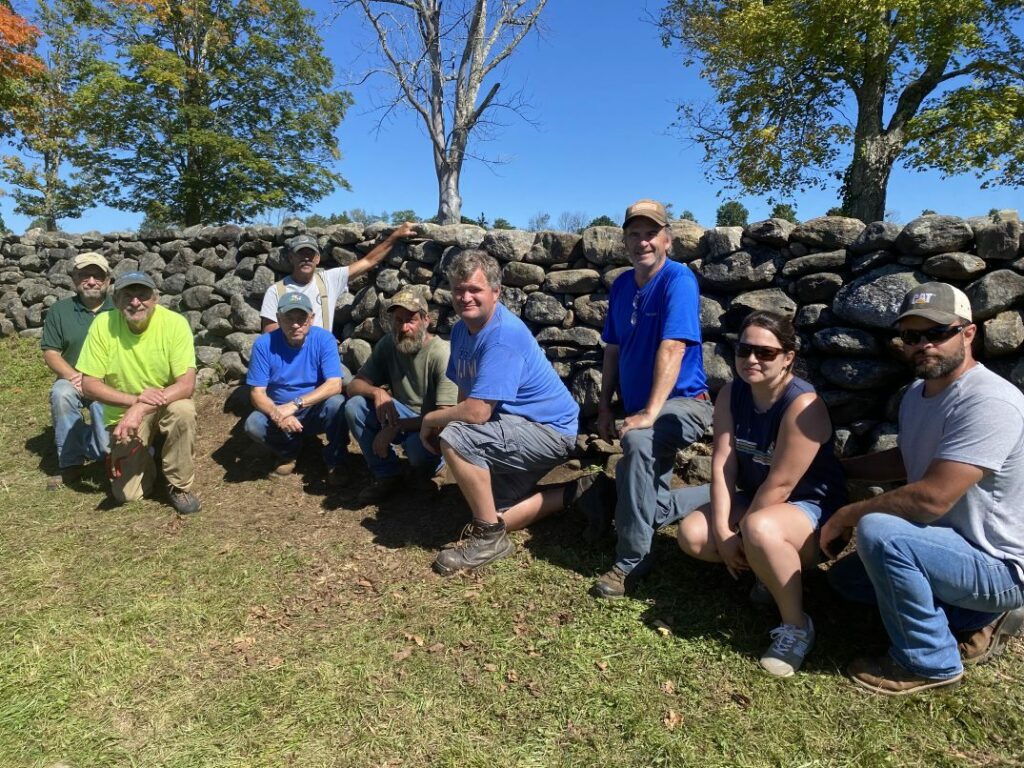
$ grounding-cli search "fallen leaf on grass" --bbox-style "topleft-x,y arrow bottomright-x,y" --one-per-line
730,692 -> 752,709
267,656 -> 284,669
651,620 -> 672,636
660,680 -> 676,695
392,647 -> 414,662
426,643 -> 445,653
506,670 -> 519,683
525,681 -> 542,698
663,710 -> 683,730
595,661 -> 609,672
483,663 -> 497,672
403,633 -> 424,646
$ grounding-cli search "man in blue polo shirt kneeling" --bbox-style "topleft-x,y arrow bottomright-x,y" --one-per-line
244,292 -> 347,483
585,199 -> 712,598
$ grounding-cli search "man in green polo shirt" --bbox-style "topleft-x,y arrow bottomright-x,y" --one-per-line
78,271 -> 200,515
40,252 -> 115,489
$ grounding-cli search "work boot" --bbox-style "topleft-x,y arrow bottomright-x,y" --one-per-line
432,519 -> 514,576
46,465 -> 84,491
590,565 -> 636,599
357,475 -> 403,506
959,607 -> 1024,665
566,473 -> 615,546
168,486 -> 201,515
848,655 -> 962,696
273,457 -> 297,477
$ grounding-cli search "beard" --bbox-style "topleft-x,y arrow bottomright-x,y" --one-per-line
394,324 -> 427,354
912,340 -> 965,380
77,285 -> 106,302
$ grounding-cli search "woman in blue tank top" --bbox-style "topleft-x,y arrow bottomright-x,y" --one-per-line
677,311 -> 847,677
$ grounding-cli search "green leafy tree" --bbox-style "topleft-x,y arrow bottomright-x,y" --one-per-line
1,0 -> 102,231
585,214 -> 617,228
78,0 -> 350,226
679,210 -> 697,222
921,208 -> 938,216
391,209 -> 417,224
491,217 -> 515,229
770,203 -> 798,224
660,0 -> 1024,222
716,200 -> 748,227
826,206 -> 846,217
0,0 -> 42,137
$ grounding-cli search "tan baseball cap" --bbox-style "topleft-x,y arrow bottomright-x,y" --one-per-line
73,252 -> 110,273
388,287 -> 429,315
623,199 -> 669,228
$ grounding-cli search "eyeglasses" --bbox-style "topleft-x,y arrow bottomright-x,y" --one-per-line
734,343 -> 785,362
630,293 -> 640,326
898,324 -> 966,346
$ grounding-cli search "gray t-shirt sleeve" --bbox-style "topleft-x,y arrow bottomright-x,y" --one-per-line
934,394 -> 1024,473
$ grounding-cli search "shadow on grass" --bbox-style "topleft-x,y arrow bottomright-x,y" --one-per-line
357,481 -> 471,551
24,428 -> 58,475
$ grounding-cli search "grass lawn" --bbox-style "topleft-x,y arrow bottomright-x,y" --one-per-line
1,336 -> 1022,767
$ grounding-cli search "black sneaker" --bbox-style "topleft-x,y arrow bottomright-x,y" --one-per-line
168,486 -> 201,515
568,473 -> 616,545
432,520 -> 514,576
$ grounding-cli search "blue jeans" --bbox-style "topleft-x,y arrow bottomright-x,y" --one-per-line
828,513 -> 1024,679
344,395 -> 441,479
614,396 -> 714,575
244,394 -> 348,469
50,378 -> 109,469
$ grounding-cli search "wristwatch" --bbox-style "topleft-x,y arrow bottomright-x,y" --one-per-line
292,396 -> 305,409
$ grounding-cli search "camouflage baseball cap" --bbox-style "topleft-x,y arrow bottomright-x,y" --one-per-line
388,288 -> 429,315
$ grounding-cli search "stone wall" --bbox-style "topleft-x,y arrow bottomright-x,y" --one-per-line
3,211 -> 1023,461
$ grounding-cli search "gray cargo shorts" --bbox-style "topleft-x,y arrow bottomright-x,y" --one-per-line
439,412 -> 576,511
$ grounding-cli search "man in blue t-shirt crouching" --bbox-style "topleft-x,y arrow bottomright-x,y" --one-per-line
244,292 -> 347,483
420,250 -> 580,575
585,199 -> 713,599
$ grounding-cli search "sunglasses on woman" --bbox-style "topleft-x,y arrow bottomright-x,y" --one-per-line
898,324 -> 966,346
734,342 -> 784,362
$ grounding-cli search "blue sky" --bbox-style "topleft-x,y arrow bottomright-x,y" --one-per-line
4,1 -> 1023,232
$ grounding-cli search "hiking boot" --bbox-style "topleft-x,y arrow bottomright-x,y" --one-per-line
590,565 -> 635,600
759,615 -> 815,677
749,578 -> 774,607
357,475 -> 402,506
168,486 -> 201,515
959,607 -> 1024,666
46,465 -> 84,491
848,655 -> 963,696
432,520 -> 514,576
273,457 -> 297,477
567,473 -> 615,546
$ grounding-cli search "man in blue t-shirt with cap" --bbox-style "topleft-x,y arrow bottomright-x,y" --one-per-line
245,291 -> 347,483
586,199 -> 712,599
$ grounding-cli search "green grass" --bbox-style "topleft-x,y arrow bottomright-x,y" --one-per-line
1,336 -> 1022,767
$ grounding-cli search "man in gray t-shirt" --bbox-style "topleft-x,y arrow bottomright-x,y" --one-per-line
822,282 -> 1024,696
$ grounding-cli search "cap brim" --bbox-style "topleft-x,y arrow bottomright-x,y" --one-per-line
895,309 -> 963,326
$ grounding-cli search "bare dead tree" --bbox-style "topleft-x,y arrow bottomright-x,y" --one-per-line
347,0 -> 547,224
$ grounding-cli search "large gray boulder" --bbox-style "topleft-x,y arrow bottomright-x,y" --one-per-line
581,227 -> 627,267
523,293 -> 568,325
966,269 -> 1024,321
702,227 -> 744,259
921,252 -> 986,280
812,327 -> 882,356
744,218 -> 795,248
573,294 -> 608,328
895,215 -> 974,256
482,229 -> 534,262
793,272 -> 844,304
698,247 -> 779,291
669,220 -> 705,262
972,211 -> 1022,261
543,269 -> 601,294
850,221 -> 901,254
791,216 -> 866,249
781,249 -> 846,277
984,311 -> 1024,356
820,358 -> 906,390
832,266 -> 923,329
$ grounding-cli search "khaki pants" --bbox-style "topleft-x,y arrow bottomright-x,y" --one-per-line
108,400 -> 197,502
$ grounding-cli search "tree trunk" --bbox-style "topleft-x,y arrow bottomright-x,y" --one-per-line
435,161 -> 462,224
842,134 -> 895,223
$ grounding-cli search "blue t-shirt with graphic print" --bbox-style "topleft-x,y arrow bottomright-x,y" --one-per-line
602,258 -> 706,413
447,303 -> 579,437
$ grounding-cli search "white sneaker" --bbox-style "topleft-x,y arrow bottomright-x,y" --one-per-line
759,615 -> 815,677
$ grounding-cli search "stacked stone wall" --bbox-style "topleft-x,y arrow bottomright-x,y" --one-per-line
3,211 -> 1023,463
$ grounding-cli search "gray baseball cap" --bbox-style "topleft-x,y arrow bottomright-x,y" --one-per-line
277,291 -> 314,315
113,271 -> 156,292
288,234 -> 321,256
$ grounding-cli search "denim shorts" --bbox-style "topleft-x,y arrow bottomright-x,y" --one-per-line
735,492 -> 827,530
